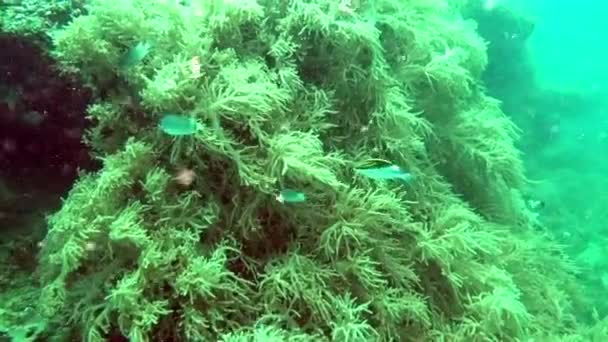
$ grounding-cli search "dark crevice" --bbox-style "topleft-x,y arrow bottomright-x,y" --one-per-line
0,34 -> 99,235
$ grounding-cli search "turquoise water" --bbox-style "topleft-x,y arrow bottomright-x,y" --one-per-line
486,0 -> 608,316
517,0 -> 608,92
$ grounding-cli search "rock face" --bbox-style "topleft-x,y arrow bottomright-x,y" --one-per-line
0,35 -> 97,235
0,35 -> 94,177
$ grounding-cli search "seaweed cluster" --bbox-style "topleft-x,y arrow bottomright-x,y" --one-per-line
0,0 -> 597,341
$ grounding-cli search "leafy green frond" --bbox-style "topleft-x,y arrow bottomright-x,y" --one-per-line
466,287 -> 531,338
372,287 -> 431,340
51,0 -> 192,84
195,0 -> 265,31
336,251 -> 388,292
139,54 -> 204,112
372,247 -> 421,288
375,86 -> 433,140
83,102 -> 135,156
449,261 -> 516,298
329,293 -> 379,341
318,187 -> 416,262
140,167 -> 171,205
447,96 -> 525,188
318,218 -> 369,262
39,279 -> 67,318
343,187 -> 415,234
377,288 -> 431,326
180,307 -> 212,341
279,0 -> 334,36
40,139 -> 154,283
154,191 -> 219,236
219,321 -> 321,342
259,253 -> 337,322
417,204 -> 503,265
106,271 -> 144,312
268,131 -> 345,189
199,59 -> 292,127
175,245 -> 250,303
108,201 -> 150,249
288,88 -> 337,134
104,270 -> 171,341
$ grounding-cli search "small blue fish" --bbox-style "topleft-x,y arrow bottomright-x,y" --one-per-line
119,42 -> 150,69
276,189 -> 307,203
159,114 -> 199,136
355,165 -> 413,182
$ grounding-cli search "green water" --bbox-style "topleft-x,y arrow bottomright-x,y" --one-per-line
488,0 -> 608,316
514,0 -> 608,91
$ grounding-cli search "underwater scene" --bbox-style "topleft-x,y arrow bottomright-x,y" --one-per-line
0,0 -> 606,340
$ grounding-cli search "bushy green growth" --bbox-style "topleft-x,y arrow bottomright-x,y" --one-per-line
0,284 -> 46,342
50,0 -> 212,89
467,287 -> 531,337
268,131 -> 346,190
38,139 -> 155,321
432,95 -> 527,222
260,253 -> 337,324
218,319 -> 322,341
34,0 -> 587,340
329,293 -> 379,341
0,0 -> 77,38
375,0 -> 488,112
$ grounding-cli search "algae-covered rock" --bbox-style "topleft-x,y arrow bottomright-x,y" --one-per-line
0,0 -> 588,340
